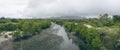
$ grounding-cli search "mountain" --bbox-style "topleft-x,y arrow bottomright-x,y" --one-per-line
50,16 -> 85,19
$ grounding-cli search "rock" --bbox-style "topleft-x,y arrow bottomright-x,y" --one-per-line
4,35 -> 8,38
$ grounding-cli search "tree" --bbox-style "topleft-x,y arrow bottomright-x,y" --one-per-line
0,16 -> 6,20
12,29 -> 21,40
99,14 -> 114,26
113,15 -> 120,23
11,19 -> 18,22
100,14 -> 109,20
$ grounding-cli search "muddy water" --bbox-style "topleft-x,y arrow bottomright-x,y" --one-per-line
0,23 -> 79,50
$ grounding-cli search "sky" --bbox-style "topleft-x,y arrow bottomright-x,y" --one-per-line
0,0 -> 120,18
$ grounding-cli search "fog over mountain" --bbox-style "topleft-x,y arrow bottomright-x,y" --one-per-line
0,0 -> 120,18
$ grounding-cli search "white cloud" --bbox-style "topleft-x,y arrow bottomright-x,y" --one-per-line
0,0 -> 28,18
24,0 -> 120,17
0,0 -> 120,18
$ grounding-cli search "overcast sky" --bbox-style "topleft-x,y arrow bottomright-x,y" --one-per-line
0,0 -> 120,18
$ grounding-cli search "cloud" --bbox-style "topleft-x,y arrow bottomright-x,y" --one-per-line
0,0 -> 28,18
0,0 -> 120,18
23,0 -> 120,17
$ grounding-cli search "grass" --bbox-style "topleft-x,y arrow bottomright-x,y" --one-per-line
83,23 -> 119,35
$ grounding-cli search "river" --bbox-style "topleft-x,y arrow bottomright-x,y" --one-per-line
0,23 -> 79,50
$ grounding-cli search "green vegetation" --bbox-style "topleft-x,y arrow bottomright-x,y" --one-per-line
0,19 -> 51,41
55,14 -> 120,50
0,14 -> 120,50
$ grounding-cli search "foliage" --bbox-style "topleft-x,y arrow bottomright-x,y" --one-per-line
113,15 -> 120,23
0,19 -> 51,40
55,14 -> 120,50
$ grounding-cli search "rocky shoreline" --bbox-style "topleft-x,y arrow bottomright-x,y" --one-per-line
0,31 -> 13,43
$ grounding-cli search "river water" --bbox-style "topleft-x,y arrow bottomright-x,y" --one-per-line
0,23 -> 79,50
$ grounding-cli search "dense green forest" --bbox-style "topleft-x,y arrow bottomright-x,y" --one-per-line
0,14 -> 120,50
0,19 -> 51,41
54,14 -> 120,50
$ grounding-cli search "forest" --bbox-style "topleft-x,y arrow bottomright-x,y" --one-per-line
0,19 -> 51,41
54,14 -> 120,50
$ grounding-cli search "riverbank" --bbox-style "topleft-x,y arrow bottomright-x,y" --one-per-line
0,31 -> 13,43
0,23 -> 80,50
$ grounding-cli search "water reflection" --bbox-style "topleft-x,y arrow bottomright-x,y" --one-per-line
52,23 -> 79,50
0,23 -> 79,50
